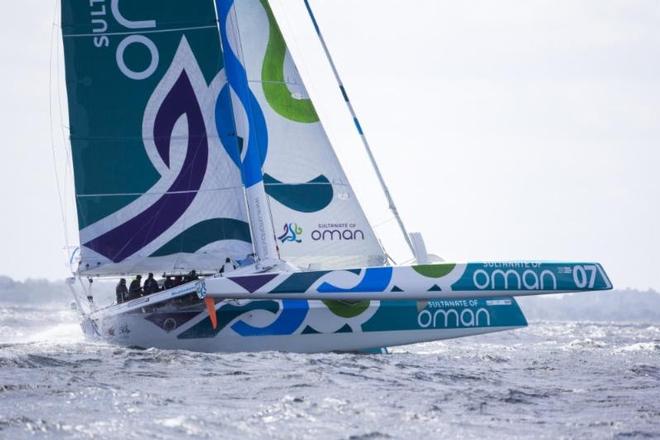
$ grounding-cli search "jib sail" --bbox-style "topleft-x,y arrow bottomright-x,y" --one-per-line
216,0 -> 386,269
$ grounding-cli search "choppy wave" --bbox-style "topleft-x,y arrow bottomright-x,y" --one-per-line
0,306 -> 659,439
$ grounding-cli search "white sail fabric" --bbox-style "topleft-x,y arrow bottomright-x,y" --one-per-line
222,0 -> 386,269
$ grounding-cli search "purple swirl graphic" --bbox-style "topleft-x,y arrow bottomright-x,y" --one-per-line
84,71 -> 208,263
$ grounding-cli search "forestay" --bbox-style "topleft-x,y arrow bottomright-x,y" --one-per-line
61,0 -> 253,275
217,0 -> 387,269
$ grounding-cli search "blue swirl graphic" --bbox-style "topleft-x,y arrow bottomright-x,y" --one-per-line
215,84 -> 241,168
232,300 -> 309,336
216,0 -> 268,188
318,267 -> 394,293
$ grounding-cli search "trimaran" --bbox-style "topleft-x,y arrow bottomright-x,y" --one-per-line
59,0 -> 612,353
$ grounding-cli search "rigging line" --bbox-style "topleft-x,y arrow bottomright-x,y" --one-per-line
48,4 -> 71,256
302,0 -> 416,258
377,238 -> 398,266
372,216 -> 396,229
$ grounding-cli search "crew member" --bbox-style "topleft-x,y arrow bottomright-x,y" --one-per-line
143,273 -> 159,295
220,257 -> 236,275
239,253 -> 256,267
128,274 -> 143,300
115,278 -> 128,304
163,276 -> 175,290
185,270 -> 199,282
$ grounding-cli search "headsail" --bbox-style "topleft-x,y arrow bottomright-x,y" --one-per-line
61,0 -> 252,275
216,0 -> 387,269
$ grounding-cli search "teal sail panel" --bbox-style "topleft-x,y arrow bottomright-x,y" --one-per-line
61,0 -> 252,275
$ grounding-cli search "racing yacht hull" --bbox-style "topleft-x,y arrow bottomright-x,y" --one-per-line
82,297 -> 528,353
77,261 -> 611,353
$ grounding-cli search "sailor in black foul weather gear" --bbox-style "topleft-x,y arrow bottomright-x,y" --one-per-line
115,278 -> 128,304
185,270 -> 199,283
143,273 -> 159,295
163,276 -> 175,291
128,275 -> 143,300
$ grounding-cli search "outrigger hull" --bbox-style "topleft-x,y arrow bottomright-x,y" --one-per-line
80,262 -> 611,353
83,298 -> 527,353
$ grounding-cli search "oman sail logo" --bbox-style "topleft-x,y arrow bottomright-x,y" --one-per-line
82,37 -> 243,263
278,223 -> 303,243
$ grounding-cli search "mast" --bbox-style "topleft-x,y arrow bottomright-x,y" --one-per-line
215,0 -> 280,265
302,0 -> 416,257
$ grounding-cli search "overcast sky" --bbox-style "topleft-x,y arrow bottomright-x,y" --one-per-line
0,0 -> 658,290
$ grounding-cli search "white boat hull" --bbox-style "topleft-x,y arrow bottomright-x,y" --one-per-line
83,297 -> 528,353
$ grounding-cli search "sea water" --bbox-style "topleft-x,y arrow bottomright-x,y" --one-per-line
0,304 -> 658,439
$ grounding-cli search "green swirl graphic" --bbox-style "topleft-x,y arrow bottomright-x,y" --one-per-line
323,300 -> 371,319
413,264 -> 456,278
259,0 -> 319,123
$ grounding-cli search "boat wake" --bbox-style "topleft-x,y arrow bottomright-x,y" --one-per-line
0,305 -> 82,346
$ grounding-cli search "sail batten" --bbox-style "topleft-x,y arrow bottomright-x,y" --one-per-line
62,26 -> 220,39
76,186 -> 245,198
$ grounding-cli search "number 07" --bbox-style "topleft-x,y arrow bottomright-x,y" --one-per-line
573,265 -> 597,289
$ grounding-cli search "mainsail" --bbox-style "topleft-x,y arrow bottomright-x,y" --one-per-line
216,0 -> 387,269
61,0 -> 252,275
